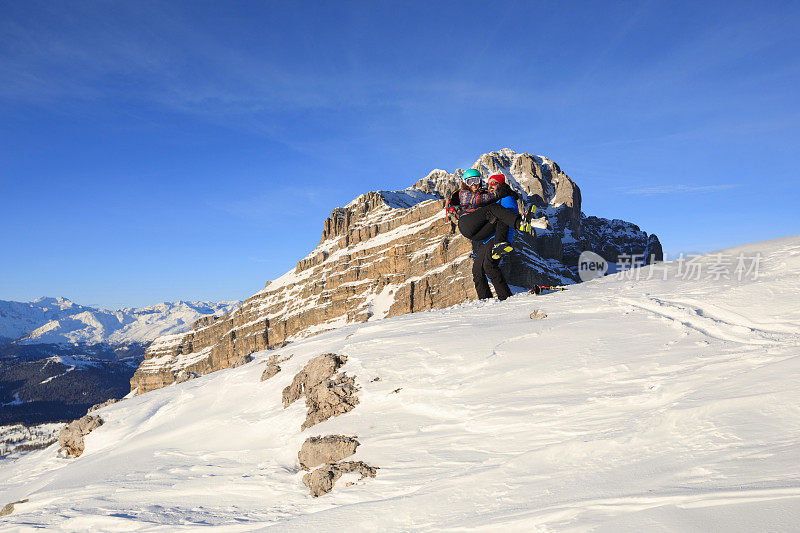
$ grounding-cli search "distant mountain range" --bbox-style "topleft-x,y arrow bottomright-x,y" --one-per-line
0,297 -> 238,346
0,298 -> 238,424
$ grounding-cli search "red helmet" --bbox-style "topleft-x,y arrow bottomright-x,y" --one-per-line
487,174 -> 506,185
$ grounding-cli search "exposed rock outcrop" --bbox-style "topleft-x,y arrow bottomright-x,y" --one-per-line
268,340 -> 291,351
535,232 -> 564,261
1,499 -> 28,517
282,354 -> 344,406
551,174 -> 582,235
231,354 -> 253,368
302,461 -> 378,497
87,398 -> 118,414
644,234 -> 664,264
282,353 -> 359,430
58,414 -> 103,457
298,435 -> 360,470
174,369 -> 198,384
579,216 -> 663,264
260,353 -> 292,382
131,149 -> 661,394
261,358 -> 279,381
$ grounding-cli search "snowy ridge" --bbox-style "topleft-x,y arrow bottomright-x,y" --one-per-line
2,236 -> 797,529
378,189 -> 438,209
345,189 -> 437,210
0,298 -> 239,345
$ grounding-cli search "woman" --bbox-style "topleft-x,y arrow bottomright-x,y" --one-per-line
455,170 -> 533,245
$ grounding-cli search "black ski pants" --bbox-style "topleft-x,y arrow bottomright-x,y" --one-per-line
458,203 -> 520,243
473,238 -> 513,301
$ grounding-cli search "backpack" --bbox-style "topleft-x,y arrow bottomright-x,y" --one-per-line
444,189 -> 461,222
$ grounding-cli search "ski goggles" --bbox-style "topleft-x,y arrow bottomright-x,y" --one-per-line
464,176 -> 482,186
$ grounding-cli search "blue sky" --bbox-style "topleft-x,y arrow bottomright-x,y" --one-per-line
1,0 -> 798,309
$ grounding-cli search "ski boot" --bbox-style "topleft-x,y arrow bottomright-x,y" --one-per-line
491,241 -> 514,260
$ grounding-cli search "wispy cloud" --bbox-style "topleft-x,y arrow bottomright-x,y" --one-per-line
0,1 -> 546,127
622,184 -> 741,196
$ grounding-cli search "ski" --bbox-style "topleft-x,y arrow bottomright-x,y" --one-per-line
529,285 -> 568,295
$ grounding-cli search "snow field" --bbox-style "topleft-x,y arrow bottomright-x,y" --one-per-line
0,424 -> 62,460
0,236 -> 799,531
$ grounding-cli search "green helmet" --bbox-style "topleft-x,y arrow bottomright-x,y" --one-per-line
463,168 -> 481,179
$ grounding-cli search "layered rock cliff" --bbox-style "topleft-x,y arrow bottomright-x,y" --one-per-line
131,149 -> 662,394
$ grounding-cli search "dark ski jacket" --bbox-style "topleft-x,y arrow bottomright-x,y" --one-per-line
481,194 -> 520,245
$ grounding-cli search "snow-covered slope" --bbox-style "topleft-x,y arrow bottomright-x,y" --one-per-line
0,298 -> 239,345
0,423 -> 61,460
1,236 -> 799,530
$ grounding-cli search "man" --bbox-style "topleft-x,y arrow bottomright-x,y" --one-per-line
470,174 -> 524,301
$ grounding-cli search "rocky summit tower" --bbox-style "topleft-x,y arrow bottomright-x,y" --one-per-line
130,149 -> 662,394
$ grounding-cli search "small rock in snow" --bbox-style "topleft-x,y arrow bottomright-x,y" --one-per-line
1,499 -> 29,516
231,354 -> 254,368
298,435 -> 360,470
530,310 -> 547,319
302,461 -> 377,497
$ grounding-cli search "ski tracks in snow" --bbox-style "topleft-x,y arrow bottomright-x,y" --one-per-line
458,486 -> 800,532
618,296 -> 798,346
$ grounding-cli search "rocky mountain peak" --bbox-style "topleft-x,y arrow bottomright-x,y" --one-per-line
411,169 -> 461,199
130,149 -> 661,395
